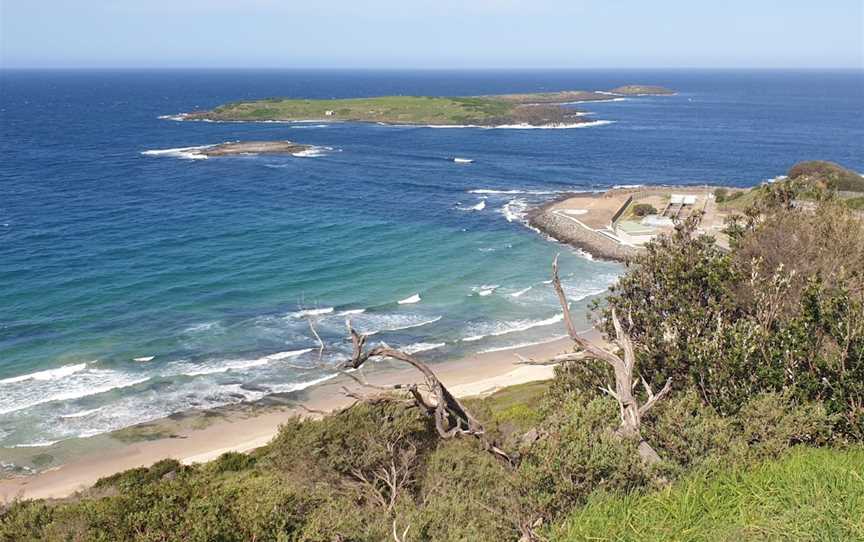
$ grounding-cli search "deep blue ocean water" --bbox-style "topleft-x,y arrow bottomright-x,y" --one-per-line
1,69 -> 862,451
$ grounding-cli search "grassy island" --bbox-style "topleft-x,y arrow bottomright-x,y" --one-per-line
178,85 -> 675,126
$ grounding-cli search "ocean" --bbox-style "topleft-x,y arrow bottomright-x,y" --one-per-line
1,69 -> 862,454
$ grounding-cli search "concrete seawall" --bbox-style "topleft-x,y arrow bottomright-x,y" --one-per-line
528,206 -> 642,262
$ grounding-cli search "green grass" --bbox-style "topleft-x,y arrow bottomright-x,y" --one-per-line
549,446 -> 864,542
204,95 -> 517,125
844,196 -> 864,210
475,379 -> 550,429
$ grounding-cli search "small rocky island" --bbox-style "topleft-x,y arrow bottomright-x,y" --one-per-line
140,141 -> 313,160
196,141 -> 311,157
172,85 -> 675,127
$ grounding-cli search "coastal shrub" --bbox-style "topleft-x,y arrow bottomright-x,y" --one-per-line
178,473 -> 318,542
590,216 -> 741,397
209,450 -> 256,473
631,203 -> 658,217
731,392 -> 834,459
92,457 -> 185,491
642,391 -> 834,476
788,160 -> 864,192
640,391 -> 734,471
411,439 -> 522,541
265,400 -> 437,505
714,187 -> 729,202
594,203 -> 864,434
518,396 -> 651,520
0,500 -> 54,542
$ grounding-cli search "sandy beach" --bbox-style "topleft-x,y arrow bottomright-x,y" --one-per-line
0,336 -> 583,502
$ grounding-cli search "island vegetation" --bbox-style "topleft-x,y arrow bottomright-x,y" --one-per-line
2,158 -> 861,541
177,86 -> 674,126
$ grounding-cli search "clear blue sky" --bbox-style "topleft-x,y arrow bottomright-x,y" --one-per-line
2,0 -> 862,69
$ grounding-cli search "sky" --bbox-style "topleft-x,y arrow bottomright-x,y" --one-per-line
1,0 -> 862,69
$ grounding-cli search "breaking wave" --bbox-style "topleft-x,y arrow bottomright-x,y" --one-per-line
141,145 -> 212,160
398,294 -> 421,305
0,363 -> 88,385
461,313 -> 564,342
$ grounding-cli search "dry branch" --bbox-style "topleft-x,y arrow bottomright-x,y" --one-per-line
344,321 -> 511,464
550,254 -> 672,464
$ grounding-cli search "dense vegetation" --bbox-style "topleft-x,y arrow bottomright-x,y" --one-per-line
2,162 -> 862,541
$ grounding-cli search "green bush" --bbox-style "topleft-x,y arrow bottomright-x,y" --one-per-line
519,397 -> 651,519
411,439 -> 521,541
209,451 -> 256,473
631,203 -> 658,217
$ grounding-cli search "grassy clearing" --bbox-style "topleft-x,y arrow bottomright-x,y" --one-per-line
204,95 -> 517,125
549,446 -> 864,542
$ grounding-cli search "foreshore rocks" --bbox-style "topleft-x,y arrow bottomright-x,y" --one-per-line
527,201 -> 642,262
197,141 -> 311,157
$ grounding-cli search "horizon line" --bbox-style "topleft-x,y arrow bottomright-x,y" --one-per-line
3,65 -> 863,72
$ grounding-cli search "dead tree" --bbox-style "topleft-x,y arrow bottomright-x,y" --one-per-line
550,254 -> 672,464
344,323 -> 511,463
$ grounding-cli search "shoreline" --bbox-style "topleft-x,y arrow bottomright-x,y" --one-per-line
0,335 -> 588,502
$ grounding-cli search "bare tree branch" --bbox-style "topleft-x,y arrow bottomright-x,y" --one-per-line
344,320 -> 512,464
550,255 -> 672,464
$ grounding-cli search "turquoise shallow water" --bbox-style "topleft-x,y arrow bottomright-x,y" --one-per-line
1,69 -> 862,453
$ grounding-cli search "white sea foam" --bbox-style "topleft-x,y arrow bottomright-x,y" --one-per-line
348,313 -> 441,335
461,313 -> 564,342
469,189 -> 563,195
338,308 -> 366,315
292,146 -> 330,158
12,440 -> 59,448
415,119 -> 614,129
269,373 -> 340,394
292,307 -> 335,318
477,335 -> 569,354
563,97 -> 627,104
472,284 -> 499,297
176,349 -> 313,377
501,198 -> 529,223
262,349 -> 314,361
60,407 -> 103,419
398,294 -> 421,305
510,286 -> 533,298
141,145 -> 213,160
0,368 -> 151,416
490,121 -> 615,129
388,315 -> 441,331
402,342 -> 446,354
134,356 -> 155,363
453,157 -> 473,163
0,362 -> 88,385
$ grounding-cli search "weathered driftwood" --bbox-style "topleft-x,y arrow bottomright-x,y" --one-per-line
549,254 -> 672,464
344,323 -> 511,463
